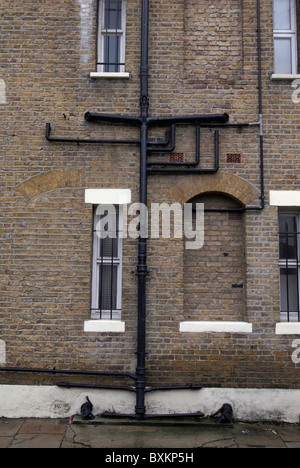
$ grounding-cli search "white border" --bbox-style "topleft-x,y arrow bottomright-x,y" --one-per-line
0,385 -> 299,422
269,190 -> 300,206
84,320 -> 125,333
179,321 -> 253,334
90,72 -> 130,79
271,74 -> 300,80
276,323 -> 300,335
85,189 -> 131,205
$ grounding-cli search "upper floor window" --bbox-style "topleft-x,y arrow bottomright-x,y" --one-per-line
97,0 -> 127,73
273,0 -> 298,74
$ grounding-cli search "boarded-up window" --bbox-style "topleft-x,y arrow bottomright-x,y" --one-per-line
184,193 -> 246,321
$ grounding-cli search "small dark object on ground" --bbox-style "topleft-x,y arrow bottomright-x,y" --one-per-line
81,396 -> 95,420
211,404 -> 233,424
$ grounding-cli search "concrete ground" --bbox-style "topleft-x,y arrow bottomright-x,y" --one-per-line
0,416 -> 300,449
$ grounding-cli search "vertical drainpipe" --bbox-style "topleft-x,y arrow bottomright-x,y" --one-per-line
257,0 -> 265,210
135,0 -> 149,419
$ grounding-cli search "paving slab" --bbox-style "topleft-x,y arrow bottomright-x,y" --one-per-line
9,433 -> 63,449
19,418 -> 67,435
232,423 -> 286,448
64,421 -> 235,449
0,417 -> 300,448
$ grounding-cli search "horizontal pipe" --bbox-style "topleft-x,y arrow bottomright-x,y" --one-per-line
147,113 -> 229,126
0,366 -> 136,380
144,384 -> 203,393
57,382 -> 136,392
197,122 -> 259,128
101,411 -> 204,420
46,123 -> 140,145
143,411 -> 204,419
84,112 -> 141,125
84,112 -> 230,127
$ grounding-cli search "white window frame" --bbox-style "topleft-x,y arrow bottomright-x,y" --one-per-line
273,0 -> 298,75
97,0 -> 127,74
91,204 -> 123,320
278,211 -> 300,322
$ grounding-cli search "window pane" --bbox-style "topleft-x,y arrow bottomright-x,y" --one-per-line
274,0 -> 291,30
280,268 -> 299,313
105,0 -> 122,30
101,237 -> 119,258
274,38 -> 292,74
99,264 -> 118,310
104,35 -> 121,72
279,215 -> 297,233
279,215 -> 298,259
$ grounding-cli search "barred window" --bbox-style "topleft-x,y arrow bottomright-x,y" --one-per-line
91,204 -> 123,320
97,0 -> 126,73
273,0 -> 298,74
279,213 -> 300,322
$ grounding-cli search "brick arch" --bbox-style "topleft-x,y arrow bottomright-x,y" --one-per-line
169,171 -> 260,206
15,169 -> 82,202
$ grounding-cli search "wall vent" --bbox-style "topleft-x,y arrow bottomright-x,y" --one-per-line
169,152 -> 185,163
228,212 -> 243,221
226,153 -> 242,164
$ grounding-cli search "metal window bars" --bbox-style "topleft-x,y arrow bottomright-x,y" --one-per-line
98,0 -> 125,73
279,225 -> 300,322
91,205 -> 122,320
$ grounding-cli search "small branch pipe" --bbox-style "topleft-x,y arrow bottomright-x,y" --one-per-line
46,123 -> 140,146
147,130 -> 219,174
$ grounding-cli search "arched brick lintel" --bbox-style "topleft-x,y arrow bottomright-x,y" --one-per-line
169,172 -> 260,206
15,169 -> 82,202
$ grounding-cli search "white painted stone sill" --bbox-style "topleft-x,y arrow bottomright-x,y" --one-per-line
84,320 -> 125,333
276,323 -> 300,335
90,72 -> 130,79
271,74 -> 300,80
179,321 -> 253,334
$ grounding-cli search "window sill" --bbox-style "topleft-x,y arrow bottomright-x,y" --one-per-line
84,320 -> 125,333
90,72 -> 130,79
270,74 -> 300,81
179,321 -> 253,334
276,323 -> 300,335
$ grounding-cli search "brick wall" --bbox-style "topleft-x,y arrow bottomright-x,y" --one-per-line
0,0 -> 300,390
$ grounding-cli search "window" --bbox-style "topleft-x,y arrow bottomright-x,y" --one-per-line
97,0 -> 126,73
279,212 -> 300,322
91,204 -> 123,320
273,0 -> 298,74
